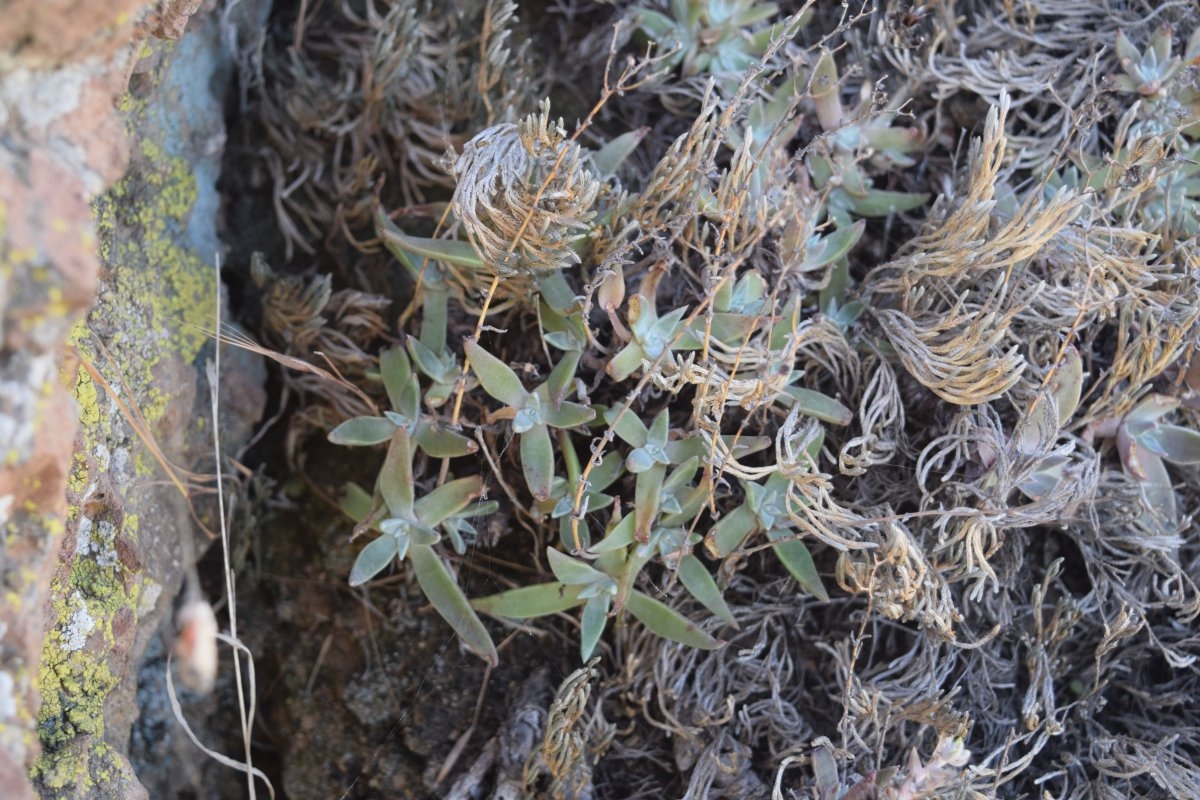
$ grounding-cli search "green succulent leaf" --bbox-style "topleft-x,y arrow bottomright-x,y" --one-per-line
1125,395 -> 1178,431
634,464 -> 666,541
415,476 -> 483,527
782,387 -> 853,425
380,347 -> 413,410
605,406 -> 650,448
589,514 -> 636,554
541,305 -> 588,351
379,429 -> 416,517
407,524 -> 441,547
538,270 -> 580,314
666,434 -> 771,465
1018,457 -> 1068,500
408,338 -> 454,383
607,342 -> 649,381
415,425 -> 478,458
547,547 -> 609,586
409,545 -> 498,665
379,226 -> 486,270
636,8 -> 676,39
340,482 -> 374,523
348,535 -> 399,586
580,595 -> 611,661
472,582 -> 585,618
1115,28 -> 1139,65
625,448 -> 657,474
1138,424 -> 1200,464
767,531 -> 829,601
626,591 -> 721,650
543,349 -> 582,401
464,338 -> 529,408
802,220 -> 865,271
848,189 -> 928,218
705,503 -> 758,558
676,554 -> 736,626
521,423 -> 556,501
590,128 -> 647,177
328,416 -> 397,446
810,49 -> 843,132
1053,346 -> 1083,427
1127,441 -> 1178,527
539,401 -> 596,429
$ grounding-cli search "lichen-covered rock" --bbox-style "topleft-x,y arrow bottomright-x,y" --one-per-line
0,1 -> 261,799
0,7 -> 153,799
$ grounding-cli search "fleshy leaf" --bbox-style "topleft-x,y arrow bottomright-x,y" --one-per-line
783,388 -> 853,425
768,531 -> 829,601
677,555 -> 736,626
802,220 -> 865,271
547,547 -> 609,585
521,423 -> 555,501
408,524 -> 441,547
379,227 -> 486,270
580,595 -> 611,661
472,582 -> 585,618
540,401 -> 596,429
634,464 -> 665,541
848,189 -> 928,218
379,429 -> 415,516
626,591 -> 721,650
590,128 -> 647,177
415,425 -> 478,458
409,545 -> 498,665
349,535 -> 399,586
379,348 -> 413,410
1053,346 -> 1083,427
464,339 -> 529,408
588,514 -> 636,554
543,350 -> 582,401
705,504 -> 758,558
340,482 -> 374,523
1138,424 -> 1200,464
328,416 -> 397,446
607,343 -> 648,381
605,406 -> 650,448
626,448 -> 657,474
538,270 -> 579,314
408,338 -> 453,383
415,476 -> 483,527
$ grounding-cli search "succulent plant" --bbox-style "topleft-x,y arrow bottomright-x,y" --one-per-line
808,736 -> 972,800
806,49 -> 928,228
337,428 -> 498,665
1112,25 -> 1200,107
635,0 -> 804,89
473,539 -> 722,661
328,346 -> 477,457
465,341 -> 596,503
704,470 -> 829,601
1088,393 -> 1200,529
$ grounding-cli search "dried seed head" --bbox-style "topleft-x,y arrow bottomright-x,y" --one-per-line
450,99 -> 602,276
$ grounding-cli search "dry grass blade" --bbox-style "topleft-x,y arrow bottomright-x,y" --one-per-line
875,303 -> 1025,406
840,355 -> 905,475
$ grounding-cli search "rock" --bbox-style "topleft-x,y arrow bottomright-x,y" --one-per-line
0,1 -> 266,798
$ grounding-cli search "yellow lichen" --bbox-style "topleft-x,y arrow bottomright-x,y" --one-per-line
67,453 -> 88,496
38,33 -> 214,793
72,371 -> 100,429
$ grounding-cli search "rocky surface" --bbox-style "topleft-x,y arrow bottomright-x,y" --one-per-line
0,1 -> 266,798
